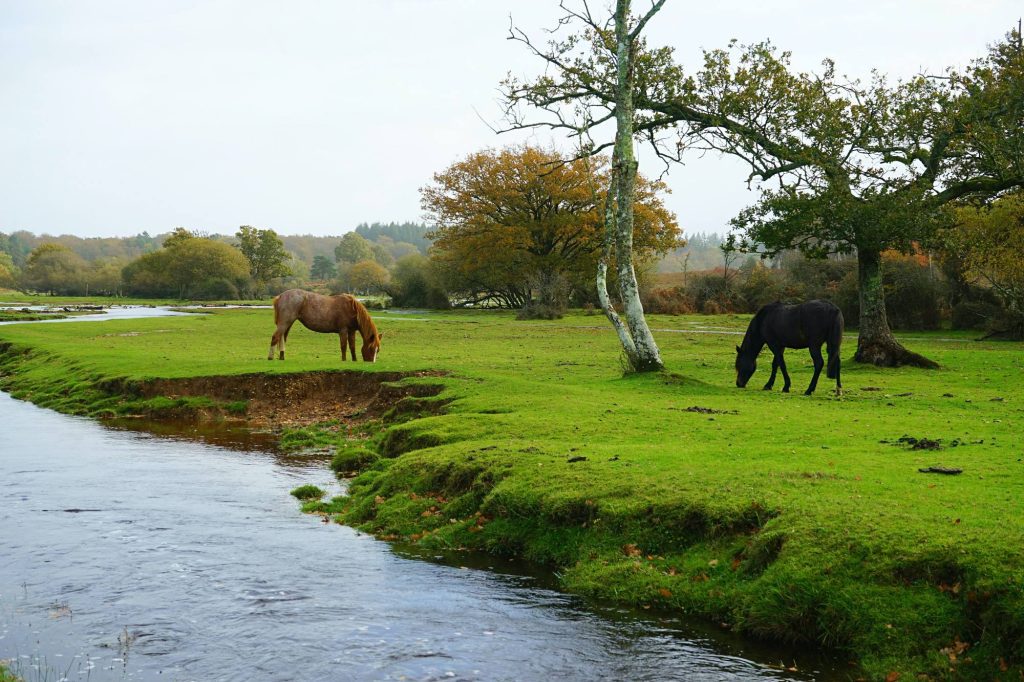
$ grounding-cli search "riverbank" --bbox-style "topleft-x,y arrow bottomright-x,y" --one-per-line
1,308 -> 1021,679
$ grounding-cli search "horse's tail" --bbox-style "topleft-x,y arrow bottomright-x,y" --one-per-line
826,308 -> 844,379
272,295 -> 280,326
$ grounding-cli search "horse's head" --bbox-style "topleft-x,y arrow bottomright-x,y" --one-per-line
735,344 -> 756,388
361,331 -> 383,362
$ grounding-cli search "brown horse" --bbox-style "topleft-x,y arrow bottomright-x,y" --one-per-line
269,289 -> 382,362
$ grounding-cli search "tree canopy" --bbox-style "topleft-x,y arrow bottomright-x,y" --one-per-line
504,18 -> 1024,367
235,225 -> 292,294
334,232 -> 375,265
20,244 -> 87,295
421,145 -> 679,309
948,191 -> 1024,337
122,235 -> 250,299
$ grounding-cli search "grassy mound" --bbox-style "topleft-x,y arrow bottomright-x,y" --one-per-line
1,308 -> 1022,678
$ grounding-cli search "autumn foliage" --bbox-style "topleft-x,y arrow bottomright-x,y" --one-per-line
421,146 -> 680,309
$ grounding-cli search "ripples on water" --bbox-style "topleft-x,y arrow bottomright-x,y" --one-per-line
0,376 -> 838,681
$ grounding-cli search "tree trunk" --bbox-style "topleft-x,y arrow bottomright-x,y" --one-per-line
597,176 -> 639,367
854,246 -> 938,368
609,0 -> 662,372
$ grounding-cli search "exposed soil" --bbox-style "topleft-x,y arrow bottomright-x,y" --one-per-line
119,370 -> 446,429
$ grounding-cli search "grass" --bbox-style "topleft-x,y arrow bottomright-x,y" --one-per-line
0,306 -> 1022,679
290,484 -> 326,500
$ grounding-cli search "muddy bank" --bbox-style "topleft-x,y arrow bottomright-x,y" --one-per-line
106,370 -> 447,429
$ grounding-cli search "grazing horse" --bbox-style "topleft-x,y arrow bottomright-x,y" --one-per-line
269,289 -> 382,362
735,300 -> 844,396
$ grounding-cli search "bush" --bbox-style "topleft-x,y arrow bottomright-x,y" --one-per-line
738,263 -> 788,312
519,270 -> 569,320
331,445 -> 379,475
387,255 -> 451,309
687,272 -> 743,313
290,484 -> 325,501
883,257 -> 945,330
193,277 -> 240,301
642,287 -> 695,314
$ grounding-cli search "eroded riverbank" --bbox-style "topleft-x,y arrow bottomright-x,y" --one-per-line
0,390 -> 834,681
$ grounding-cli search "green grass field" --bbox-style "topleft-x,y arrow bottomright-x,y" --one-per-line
1,307 -> 1022,679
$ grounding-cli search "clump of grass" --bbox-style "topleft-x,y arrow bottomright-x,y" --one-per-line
280,421 -> 350,452
290,484 -> 325,501
0,662 -> 20,682
331,441 -> 379,475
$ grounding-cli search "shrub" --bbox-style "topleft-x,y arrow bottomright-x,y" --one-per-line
519,270 -> 569,320
883,257 -> 945,330
331,445 -> 379,475
642,287 -> 695,314
290,484 -> 325,501
193,277 -> 240,301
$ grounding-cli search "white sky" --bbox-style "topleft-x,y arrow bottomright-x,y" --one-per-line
1,1 -> 1020,238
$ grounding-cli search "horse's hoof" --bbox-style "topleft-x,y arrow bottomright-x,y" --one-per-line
782,388 -> 790,393
762,385 -> 773,391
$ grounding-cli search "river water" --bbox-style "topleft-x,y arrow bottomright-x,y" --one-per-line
0,311 -> 836,681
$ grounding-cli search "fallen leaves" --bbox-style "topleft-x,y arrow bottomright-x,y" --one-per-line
939,637 -> 970,663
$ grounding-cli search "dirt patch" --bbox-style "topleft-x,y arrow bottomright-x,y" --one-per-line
120,370 -> 446,428
879,435 -> 947,450
671,405 -> 739,415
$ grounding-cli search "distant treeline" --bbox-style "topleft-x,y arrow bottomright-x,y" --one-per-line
0,223 -> 434,300
656,232 -> 730,273
0,222 -> 432,268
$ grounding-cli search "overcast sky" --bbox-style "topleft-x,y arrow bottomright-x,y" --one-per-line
1,1 -> 1020,238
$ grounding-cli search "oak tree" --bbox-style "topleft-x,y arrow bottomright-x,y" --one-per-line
235,226 -> 292,295
421,144 -> 678,310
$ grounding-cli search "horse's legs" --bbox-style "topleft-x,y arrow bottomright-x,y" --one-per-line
340,332 -> 347,360
347,330 -> 357,362
268,330 -> 280,360
805,345 -> 825,395
763,353 -> 780,390
777,351 -> 792,393
278,320 -> 295,360
827,342 -> 842,396
834,356 -> 842,396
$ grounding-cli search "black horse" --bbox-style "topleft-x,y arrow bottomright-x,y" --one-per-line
735,300 -> 844,396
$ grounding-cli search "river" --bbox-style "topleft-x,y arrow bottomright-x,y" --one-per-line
0,310 -> 835,681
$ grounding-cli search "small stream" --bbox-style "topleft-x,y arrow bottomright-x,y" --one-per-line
0,309 -> 840,681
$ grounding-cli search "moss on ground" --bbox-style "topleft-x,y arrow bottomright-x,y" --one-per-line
1,308 -> 1023,679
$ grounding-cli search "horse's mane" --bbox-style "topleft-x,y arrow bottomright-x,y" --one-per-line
352,297 -> 378,340
739,302 -> 781,352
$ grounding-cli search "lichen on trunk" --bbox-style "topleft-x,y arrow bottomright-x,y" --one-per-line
598,0 -> 663,373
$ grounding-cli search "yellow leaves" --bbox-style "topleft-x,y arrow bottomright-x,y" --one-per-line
657,588 -> 672,598
420,144 -> 680,293
623,543 -> 642,557
938,636 -> 969,663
